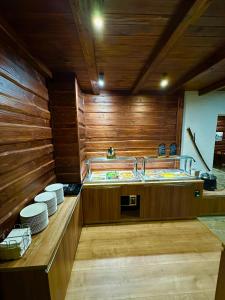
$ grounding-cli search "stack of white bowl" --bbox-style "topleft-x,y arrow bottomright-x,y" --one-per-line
20,203 -> 48,235
45,183 -> 64,204
34,192 -> 57,216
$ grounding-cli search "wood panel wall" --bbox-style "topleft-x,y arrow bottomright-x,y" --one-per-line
75,80 -> 87,181
0,27 -> 55,235
49,74 -> 86,183
84,93 -> 183,164
215,116 -> 225,152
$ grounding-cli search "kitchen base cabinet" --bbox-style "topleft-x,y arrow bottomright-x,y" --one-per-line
82,180 -> 204,223
0,196 -> 82,300
199,194 -> 225,216
140,182 -> 203,220
82,186 -> 121,224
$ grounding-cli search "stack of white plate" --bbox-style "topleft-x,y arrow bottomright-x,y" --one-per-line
45,183 -> 64,204
34,192 -> 57,216
20,203 -> 48,235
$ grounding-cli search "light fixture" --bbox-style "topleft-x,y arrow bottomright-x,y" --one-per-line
98,72 -> 105,88
160,73 -> 169,88
92,12 -> 104,30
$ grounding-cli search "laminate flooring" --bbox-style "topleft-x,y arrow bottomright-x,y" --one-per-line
65,220 -> 222,300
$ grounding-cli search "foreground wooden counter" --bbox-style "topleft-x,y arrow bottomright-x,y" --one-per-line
216,244 -> 225,300
82,180 -> 204,224
202,189 -> 225,216
0,196 -> 82,300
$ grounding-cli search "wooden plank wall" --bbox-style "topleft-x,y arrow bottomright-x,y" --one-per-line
75,80 -> 87,181
215,116 -> 225,152
49,74 -> 85,183
84,93 -> 183,169
0,29 -> 55,235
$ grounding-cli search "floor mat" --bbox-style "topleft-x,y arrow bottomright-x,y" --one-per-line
198,216 -> 225,243
212,168 -> 225,190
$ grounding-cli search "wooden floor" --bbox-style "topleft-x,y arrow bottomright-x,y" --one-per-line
65,220 -> 222,300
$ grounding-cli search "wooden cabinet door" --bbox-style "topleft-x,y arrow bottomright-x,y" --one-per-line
82,186 -> 121,224
140,182 -> 202,220
48,197 -> 82,300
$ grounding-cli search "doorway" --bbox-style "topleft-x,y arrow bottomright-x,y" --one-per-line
213,115 -> 225,190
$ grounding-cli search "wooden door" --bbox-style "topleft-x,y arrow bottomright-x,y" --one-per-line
140,182 -> 202,220
82,186 -> 121,224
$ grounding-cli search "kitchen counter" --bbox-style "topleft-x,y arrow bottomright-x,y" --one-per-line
83,179 -> 203,187
0,195 -> 79,271
216,243 -> 225,299
0,195 -> 82,300
203,189 -> 225,198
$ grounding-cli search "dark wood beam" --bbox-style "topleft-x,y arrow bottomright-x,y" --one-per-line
199,78 -> 225,95
131,0 -> 213,94
0,16 -> 52,78
69,0 -> 100,95
168,44 -> 225,94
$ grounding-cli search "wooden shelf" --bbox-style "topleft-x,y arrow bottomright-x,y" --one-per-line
0,195 -> 82,300
0,196 -> 79,271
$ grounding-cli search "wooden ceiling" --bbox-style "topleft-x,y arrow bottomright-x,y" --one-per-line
1,0 -> 225,95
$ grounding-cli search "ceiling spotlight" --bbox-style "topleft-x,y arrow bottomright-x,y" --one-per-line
98,72 -> 105,88
92,13 -> 104,30
160,73 -> 169,88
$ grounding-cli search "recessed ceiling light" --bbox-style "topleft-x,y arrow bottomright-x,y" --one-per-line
98,72 -> 105,87
160,73 -> 169,88
92,14 -> 104,30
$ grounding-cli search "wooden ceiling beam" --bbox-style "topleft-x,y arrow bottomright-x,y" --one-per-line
168,44 -> 225,94
199,78 -> 225,95
69,0 -> 100,95
131,0 -> 213,94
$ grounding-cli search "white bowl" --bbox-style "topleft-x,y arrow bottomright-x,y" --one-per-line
20,203 -> 48,219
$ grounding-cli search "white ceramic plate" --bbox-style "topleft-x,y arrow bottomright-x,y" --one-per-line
34,192 -> 56,203
20,203 -> 47,219
45,184 -> 64,204
45,183 -> 63,192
